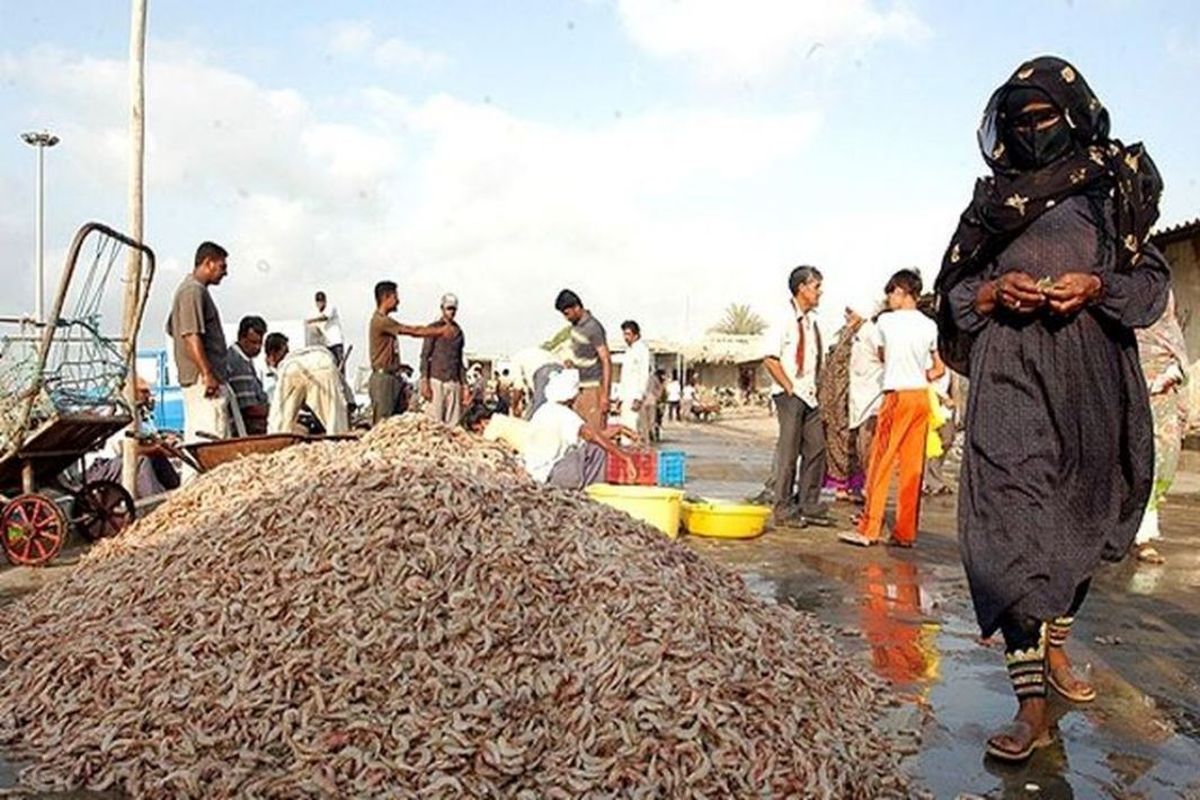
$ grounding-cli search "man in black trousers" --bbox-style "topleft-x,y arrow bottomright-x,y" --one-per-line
762,265 -> 832,527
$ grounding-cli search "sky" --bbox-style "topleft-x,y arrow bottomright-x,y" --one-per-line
1,0 -> 1198,370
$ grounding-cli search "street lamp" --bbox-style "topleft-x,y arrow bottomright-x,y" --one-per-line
21,130 -> 60,323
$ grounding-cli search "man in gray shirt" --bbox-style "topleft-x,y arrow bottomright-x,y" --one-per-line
554,289 -> 611,432
419,293 -> 467,425
166,241 -> 230,452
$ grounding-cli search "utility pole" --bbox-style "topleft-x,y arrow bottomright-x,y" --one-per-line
122,0 -> 148,496
20,131 -> 59,323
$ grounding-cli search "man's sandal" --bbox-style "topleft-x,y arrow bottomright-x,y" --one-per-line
985,720 -> 1054,763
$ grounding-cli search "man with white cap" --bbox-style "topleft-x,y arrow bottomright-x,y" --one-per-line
526,369 -> 636,489
419,293 -> 467,425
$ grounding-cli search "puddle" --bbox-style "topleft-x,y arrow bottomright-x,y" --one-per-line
673,415 -> 1200,798
719,545 -> 1200,799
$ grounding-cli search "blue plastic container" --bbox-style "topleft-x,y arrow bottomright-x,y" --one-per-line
656,450 -> 686,488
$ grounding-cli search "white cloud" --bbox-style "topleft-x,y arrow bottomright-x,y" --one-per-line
325,20 -> 450,72
616,0 -> 929,80
327,21 -> 374,56
373,37 -> 450,72
0,40 -> 961,372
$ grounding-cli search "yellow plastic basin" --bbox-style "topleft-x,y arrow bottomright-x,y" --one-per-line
585,483 -> 685,538
682,500 -> 771,539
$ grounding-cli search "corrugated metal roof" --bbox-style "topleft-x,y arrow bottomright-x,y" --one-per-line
1151,217 -> 1200,247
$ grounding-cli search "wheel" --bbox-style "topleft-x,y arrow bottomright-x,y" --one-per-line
71,480 -> 136,542
2,494 -> 68,566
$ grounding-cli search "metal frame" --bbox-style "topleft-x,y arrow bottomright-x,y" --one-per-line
1,222 -> 156,467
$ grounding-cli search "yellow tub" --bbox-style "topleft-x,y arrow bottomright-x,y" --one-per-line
682,500 -> 771,539
585,484 -> 685,538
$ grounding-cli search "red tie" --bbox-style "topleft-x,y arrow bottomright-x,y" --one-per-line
795,315 -> 806,375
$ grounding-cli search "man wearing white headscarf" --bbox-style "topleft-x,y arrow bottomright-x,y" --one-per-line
527,369 -> 636,489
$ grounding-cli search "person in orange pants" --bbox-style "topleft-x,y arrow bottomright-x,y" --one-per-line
841,269 -> 945,547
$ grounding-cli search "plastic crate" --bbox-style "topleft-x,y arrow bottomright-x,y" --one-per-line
606,448 -> 657,485
656,450 -> 686,487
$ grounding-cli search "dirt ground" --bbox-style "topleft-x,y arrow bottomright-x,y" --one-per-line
1,411 -> 1197,798
672,408 -> 1200,800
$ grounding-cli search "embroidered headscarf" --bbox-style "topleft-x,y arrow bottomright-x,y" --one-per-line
934,55 -> 1164,373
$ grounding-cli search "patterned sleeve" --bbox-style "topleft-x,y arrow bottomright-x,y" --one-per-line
1091,243 -> 1171,330
946,272 -> 992,335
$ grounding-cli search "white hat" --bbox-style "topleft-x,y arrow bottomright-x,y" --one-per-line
544,368 -> 580,404
441,293 -> 459,308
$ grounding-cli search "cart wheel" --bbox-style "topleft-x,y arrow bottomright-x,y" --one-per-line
2,494 -> 68,566
72,480 -> 136,542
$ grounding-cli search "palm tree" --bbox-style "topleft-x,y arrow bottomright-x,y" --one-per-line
710,303 -> 767,336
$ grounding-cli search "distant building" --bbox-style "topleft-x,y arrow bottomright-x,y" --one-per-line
1152,218 -> 1200,443
1152,218 -> 1199,359
679,334 -> 769,395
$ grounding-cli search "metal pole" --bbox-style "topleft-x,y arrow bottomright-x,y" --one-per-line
122,0 -> 148,497
35,144 -> 44,323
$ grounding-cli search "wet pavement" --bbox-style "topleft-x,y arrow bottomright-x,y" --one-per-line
670,411 -> 1200,799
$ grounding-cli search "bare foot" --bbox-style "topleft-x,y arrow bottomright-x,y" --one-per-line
1047,646 -> 1096,703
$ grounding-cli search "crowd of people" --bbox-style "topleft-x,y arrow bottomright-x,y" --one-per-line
131,53 -> 1194,766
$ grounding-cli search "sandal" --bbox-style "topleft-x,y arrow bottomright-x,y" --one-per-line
1136,545 -> 1166,565
886,538 -> 915,549
838,531 -> 878,547
985,719 -> 1053,763
1047,666 -> 1096,704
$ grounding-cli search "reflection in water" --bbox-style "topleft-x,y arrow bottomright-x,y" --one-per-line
859,560 -> 940,690
1126,564 -> 1164,595
984,735 -> 1075,799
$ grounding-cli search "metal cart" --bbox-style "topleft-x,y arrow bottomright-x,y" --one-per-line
0,223 -> 155,566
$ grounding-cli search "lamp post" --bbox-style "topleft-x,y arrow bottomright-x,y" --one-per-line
20,130 -> 60,324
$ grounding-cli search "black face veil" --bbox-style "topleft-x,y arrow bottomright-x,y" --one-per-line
977,56 -> 1111,176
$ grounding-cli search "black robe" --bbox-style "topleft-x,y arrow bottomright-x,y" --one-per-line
945,193 -> 1168,636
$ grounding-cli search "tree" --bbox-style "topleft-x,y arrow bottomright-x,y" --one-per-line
710,303 -> 766,336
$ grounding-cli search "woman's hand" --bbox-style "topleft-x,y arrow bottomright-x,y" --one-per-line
1044,273 -> 1102,315
993,271 -> 1047,314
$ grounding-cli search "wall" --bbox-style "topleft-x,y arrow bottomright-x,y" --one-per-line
1159,236 -> 1200,360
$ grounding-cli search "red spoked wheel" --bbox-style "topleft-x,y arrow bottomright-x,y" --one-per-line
2,494 -> 68,566
72,480 -> 136,542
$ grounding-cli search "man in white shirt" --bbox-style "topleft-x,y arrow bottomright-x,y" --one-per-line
762,265 -> 830,525
841,269 -> 945,548
306,291 -> 346,374
848,298 -> 885,485
264,333 -> 350,435
618,320 -> 652,441
525,369 -> 635,489
666,373 -> 682,421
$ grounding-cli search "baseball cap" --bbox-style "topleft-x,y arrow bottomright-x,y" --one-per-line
441,293 -> 459,308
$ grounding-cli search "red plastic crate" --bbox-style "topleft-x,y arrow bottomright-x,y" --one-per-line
606,448 -> 657,485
